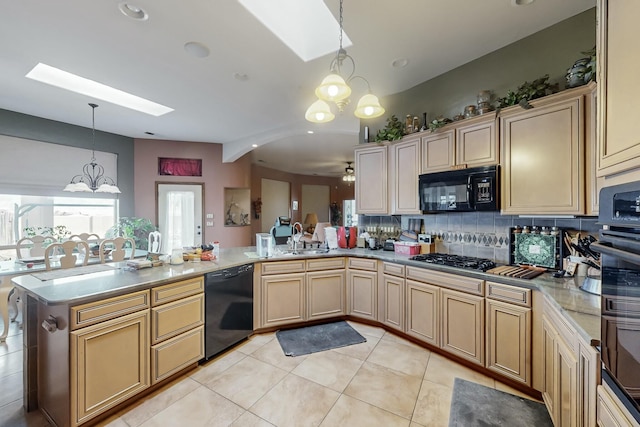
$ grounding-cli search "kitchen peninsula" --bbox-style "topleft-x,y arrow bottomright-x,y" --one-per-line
13,246 -> 600,426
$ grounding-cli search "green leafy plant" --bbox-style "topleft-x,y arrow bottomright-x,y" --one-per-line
498,74 -> 559,108
374,115 -> 405,142
428,116 -> 452,132
23,225 -> 71,242
105,217 -> 157,251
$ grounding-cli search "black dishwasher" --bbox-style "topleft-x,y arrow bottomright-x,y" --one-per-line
203,263 -> 254,360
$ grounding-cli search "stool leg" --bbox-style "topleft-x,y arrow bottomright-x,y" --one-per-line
0,286 -> 11,342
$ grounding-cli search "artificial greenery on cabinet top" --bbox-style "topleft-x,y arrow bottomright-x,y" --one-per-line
374,115 -> 405,142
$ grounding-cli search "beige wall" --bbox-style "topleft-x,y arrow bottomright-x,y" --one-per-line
134,139 -> 253,247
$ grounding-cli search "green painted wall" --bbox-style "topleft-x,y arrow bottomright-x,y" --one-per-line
361,8 -> 596,140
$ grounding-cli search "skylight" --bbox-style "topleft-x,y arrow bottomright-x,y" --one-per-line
238,0 -> 352,62
25,63 -> 174,116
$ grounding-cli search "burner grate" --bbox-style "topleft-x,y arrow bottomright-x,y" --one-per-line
410,253 -> 496,272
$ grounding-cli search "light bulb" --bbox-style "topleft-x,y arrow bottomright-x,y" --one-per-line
316,112 -> 325,121
328,85 -> 339,97
364,106 -> 374,116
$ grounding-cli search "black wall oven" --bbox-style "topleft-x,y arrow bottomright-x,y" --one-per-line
594,181 -> 640,423
418,165 -> 499,213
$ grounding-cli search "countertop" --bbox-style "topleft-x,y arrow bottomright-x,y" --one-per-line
11,245 -> 600,343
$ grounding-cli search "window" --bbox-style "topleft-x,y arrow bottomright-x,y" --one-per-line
0,194 -> 118,260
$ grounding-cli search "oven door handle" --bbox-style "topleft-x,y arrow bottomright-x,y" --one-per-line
591,241 -> 640,267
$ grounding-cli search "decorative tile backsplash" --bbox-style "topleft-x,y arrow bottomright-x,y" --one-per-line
358,212 -> 600,264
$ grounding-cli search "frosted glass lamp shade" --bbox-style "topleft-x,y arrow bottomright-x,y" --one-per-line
354,94 -> 385,119
63,182 -> 92,192
305,99 -> 335,123
315,74 -> 351,102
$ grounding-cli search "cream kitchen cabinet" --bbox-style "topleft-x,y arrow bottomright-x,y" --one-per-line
501,87 -> 589,215
405,267 -> 440,347
389,136 -> 421,214
421,114 -> 497,174
69,291 -> 151,427
257,258 -> 346,328
260,260 -> 306,328
306,257 -> 346,321
441,288 -> 485,366
347,257 -> 378,321
597,382 -> 639,427
421,129 -> 455,173
597,0 -> 640,177
485,282 -> 532,385
355,144 -> 388,214
379,262 -> 405,332
542,296 -> 600,427
150,277 -> 205,384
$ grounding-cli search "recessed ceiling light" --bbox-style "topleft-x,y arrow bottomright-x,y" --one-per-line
184,42 -> 210,58
238,0 -> 352,62
26,63 -> 174,116
233,72 -> 249,82
252,144 -> 258,148
511,0 -> 535,5
391,58 -> 409,68
307,130 -> 314,134
118,2 -> 148,20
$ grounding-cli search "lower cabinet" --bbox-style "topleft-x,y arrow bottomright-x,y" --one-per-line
347,258 -> 378,321
149,278 -> 205,385
405,279 -> 440,347
441,288 -> 485,365
597,382 -> 638,427
261,272 -> 306,327
380,262 -> 405,332
68,277 -> 205,426
485,281 -> 532,386
307,269 -> 345,320
71,309 -> 150,426
258,258 -> 347,328
542,296 -> 600,427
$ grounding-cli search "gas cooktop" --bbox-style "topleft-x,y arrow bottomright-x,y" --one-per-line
409,253 -> 497,272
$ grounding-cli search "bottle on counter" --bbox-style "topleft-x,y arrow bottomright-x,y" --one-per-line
213,241 -> 220,257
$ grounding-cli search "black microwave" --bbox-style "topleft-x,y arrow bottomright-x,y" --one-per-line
418,165 -> 499,213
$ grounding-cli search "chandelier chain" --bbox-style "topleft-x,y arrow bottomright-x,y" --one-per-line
338,0 -> 343,52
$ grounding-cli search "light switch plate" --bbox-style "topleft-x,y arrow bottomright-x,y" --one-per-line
206,221 -> 213,226
206,213 -> 213,219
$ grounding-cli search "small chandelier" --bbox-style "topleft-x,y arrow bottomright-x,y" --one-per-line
63,103 -> 121,194
305,0 -> 385,123
342,162 -> 355,185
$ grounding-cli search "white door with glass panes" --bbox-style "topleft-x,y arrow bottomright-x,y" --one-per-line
156,184 -> 203,252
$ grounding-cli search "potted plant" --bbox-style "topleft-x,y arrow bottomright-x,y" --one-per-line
105,217 -> 157,251
375,115 -> 405,142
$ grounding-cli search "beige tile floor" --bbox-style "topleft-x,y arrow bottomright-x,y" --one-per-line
0,316 -> 539,427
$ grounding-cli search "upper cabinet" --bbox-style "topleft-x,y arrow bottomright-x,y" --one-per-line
390,135 -> 421,214
500,87 -> 591,215
597,0 -> 640,177
421,114 -> 497,174
355,144 -> 388,214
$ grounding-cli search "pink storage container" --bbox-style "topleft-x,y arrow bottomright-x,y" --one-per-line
393,241 -> 420,255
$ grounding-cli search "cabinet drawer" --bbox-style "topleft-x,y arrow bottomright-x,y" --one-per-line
151,276 -> 204,306
347,257 -> 378,271
406,266 -> 484,296
151,325 -> 204,384
261,260 -> 306,275
70,290 -> 149,330
486,282 -> 531,307
151,294 -> 204,344
306,257 -> 346,271
382,262 -> 405,277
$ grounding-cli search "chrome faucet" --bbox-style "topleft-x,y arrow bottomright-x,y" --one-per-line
292,222 -> 303,254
